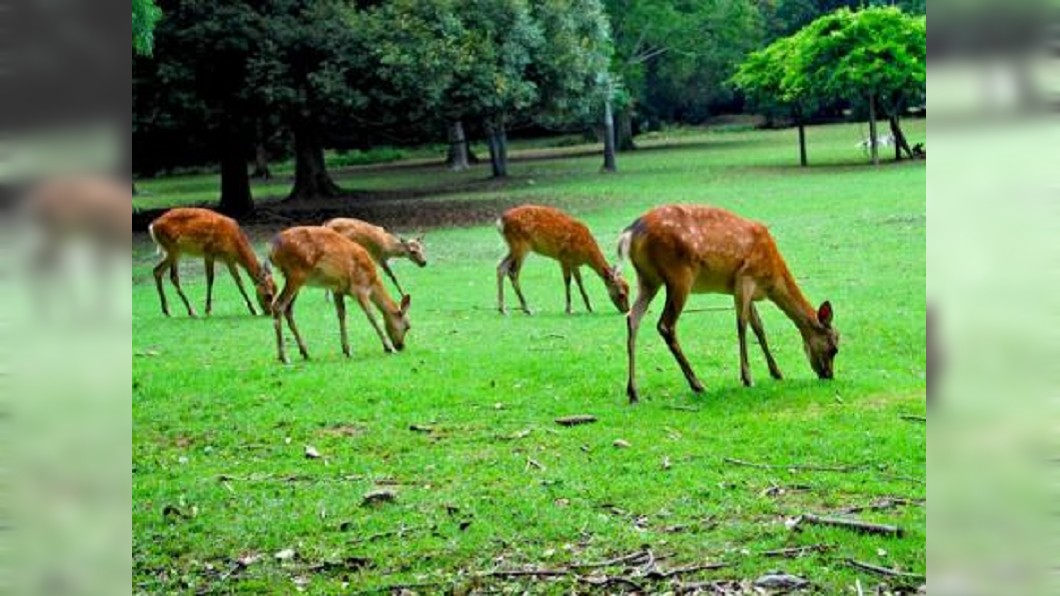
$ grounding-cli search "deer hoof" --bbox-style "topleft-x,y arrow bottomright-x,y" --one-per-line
690,379 -> 705,393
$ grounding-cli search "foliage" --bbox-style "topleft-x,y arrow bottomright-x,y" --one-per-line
132,0 -> 163,55
733,6 -> 925,120
606,0 -> 764,123
792,7 -> 925,114
133,123 -> 925,593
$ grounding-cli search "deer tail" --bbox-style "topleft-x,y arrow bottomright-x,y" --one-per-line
616,219 -> 641,263
148,223 -> 162,256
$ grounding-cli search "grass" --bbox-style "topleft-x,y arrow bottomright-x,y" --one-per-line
132,120 -> 925,593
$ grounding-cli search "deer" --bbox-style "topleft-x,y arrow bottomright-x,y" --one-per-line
617,205 -> 839,404
148,207 -> 276,317
496,205 -> 630,315
267,226 -> 412,364
322,217 -> 426,296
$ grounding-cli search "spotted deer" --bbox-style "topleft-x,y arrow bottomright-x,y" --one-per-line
496,205 -> 630,315
323,217 -> 426,296
149,208 -> 275,317
618,205 -> 839,403
267,226 -> 411,364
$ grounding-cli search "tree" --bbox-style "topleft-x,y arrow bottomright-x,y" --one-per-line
133,0 -> 162,56
605,0 -> 763,149
733,6 -> 924,166
793,7 -> 925,164
731,35 -> 817,166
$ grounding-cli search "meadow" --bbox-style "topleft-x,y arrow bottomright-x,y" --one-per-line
132,121 -> 926,593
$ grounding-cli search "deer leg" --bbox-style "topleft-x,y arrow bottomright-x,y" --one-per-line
226,261 -> 257,315
657,282 -> 704,394
169,261 -> 196,317
497,254 -> 512,314
734,290 -> 753,387
283,293 -> 310,360
356,291 -> 394,353
381,260 -> 405,297
626,279 -> 660,404
272,277 -> 304,364
508,255 -> 531,315
749,303 -> 783,380
573,267 -> 593,313
562,264 -> 573,314
334,292 -> 350,358
204,256 -> 215,316
153,257 -> 172,316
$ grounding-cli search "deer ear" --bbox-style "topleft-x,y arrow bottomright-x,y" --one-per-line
817,301 -> 833,327
400,294 -> 411,313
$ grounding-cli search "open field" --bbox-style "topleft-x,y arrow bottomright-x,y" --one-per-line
133,121 -> 925,593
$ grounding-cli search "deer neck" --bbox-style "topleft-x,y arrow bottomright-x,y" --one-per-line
769,268 -> 818,335
585,246 -> 612,281
235,234 -> 264,280
369,280 -> 400,317
381,234 -> 407,260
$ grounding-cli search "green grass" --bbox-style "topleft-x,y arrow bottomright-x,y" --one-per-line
133,120 -> 925,593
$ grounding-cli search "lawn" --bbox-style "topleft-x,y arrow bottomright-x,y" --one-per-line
132,121 -> 926,594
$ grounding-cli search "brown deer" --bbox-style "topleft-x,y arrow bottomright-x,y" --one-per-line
323,217 -> 426,296
496,205 -> 630,315
267,226 -> 411,364
149,207 -> 275,317
618,205 -> 839,403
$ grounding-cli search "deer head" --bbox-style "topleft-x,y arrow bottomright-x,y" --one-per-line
605,265 -> 631,314
401,235 -> 427,267
802,301 -> 839,379
385,294 -> 413,351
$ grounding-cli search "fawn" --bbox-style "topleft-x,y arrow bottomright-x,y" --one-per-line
149,207 -> 275,317
618,205 -> 839,403
323,217 -> 426,296
267,226 -> 411,364
496,205 -> 629,315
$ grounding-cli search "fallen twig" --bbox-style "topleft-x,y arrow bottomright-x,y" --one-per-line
789,513 -> 903,537
845,559 -> 925,580
555,415 -> 598,426
762,544 -> 832,558
643,561 -> 730,579
578,574 -> 644,591
899,414 -> 926,422
724,457 -> 864,472
877,472 -> 925,485
570,550 -> 651,569
482,568 -> 569,579
840,497 -> 923,515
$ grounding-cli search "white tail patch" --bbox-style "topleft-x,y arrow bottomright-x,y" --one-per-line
495,217 -> 505,235
616,229 -> 633,263
148,223 -> 164,256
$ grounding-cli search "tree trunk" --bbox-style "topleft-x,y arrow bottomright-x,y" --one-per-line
617,104 -> 636,151
602,99 -> 617,173
486,120 -> 508,178
251,142 -> 271,180
888,115 -> 914,160
797,121 -> 807,167
868,94 -> 879,166
288,119 -> 340,201
219,130 -> 253,216
446,120 -> 470,171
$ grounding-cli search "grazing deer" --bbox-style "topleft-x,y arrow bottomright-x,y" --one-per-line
149,208 -> 275,317
496,205 -> 630,315
618,205 -> 839,403
323,217 -> 426,296
267,226 -> 412,364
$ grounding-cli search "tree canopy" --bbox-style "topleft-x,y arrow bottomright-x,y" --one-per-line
132,0 -> 162,56
732,6 -> 925,165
